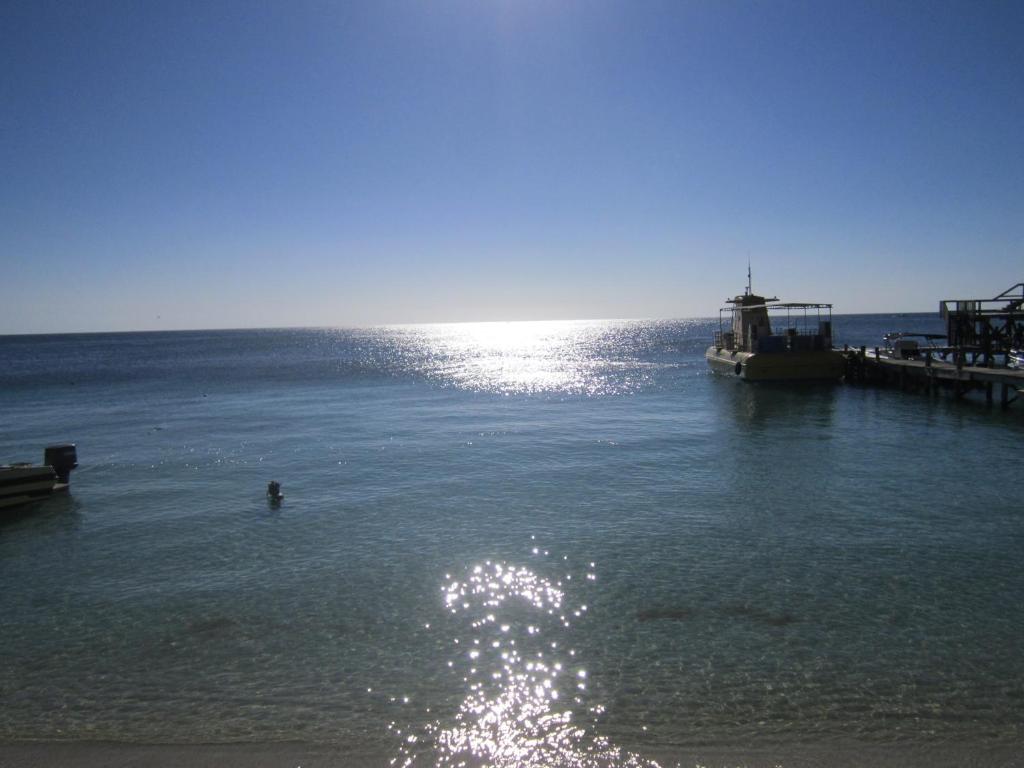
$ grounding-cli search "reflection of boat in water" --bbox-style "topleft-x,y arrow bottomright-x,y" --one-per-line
0,445 -> 77,511
706,274 -> 844,382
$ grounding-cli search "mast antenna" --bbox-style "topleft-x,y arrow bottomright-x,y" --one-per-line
747,259 -> 752,295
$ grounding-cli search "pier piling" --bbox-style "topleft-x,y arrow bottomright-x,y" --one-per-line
842,350 -> 1023,408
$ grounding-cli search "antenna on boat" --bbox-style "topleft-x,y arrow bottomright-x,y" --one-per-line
746,258 -> 752,295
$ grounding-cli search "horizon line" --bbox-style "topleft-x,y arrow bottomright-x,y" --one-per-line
0,310 -> 943,338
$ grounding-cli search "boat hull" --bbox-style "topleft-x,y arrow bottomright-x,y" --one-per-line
706,346 -> 845,382
0,466 -> 58,510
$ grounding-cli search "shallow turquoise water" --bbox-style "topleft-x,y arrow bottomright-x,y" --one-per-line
1,317 -> 1021,761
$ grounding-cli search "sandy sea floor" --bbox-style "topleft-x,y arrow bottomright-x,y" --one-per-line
1,741 -> 1022,768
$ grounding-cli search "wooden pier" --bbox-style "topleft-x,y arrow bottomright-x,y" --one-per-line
840,282 -> 1024,408
843,347 -> 1024,408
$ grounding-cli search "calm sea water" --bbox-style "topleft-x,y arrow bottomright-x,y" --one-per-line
1,315 -> 1022,763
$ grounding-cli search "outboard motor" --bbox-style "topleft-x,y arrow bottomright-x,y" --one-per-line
44,444 -> 78,485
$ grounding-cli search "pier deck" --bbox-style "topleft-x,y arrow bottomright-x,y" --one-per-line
843,348 -> 1024,407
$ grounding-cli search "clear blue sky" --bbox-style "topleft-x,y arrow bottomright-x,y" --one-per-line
2,0 -> 1022,332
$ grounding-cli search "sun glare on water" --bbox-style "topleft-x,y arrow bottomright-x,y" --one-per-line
417,320 -> 612,395
391,556 -> 660,768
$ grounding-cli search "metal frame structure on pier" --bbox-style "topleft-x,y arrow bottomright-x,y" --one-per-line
940,282 -> 1024,365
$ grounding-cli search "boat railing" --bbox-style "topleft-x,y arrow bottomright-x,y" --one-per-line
756,332 -> 829,353
774,325 -> 823,337
713,298 -> 835,351
712,330 -> 735,350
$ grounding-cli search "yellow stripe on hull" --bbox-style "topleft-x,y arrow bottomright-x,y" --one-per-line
706,347 -> 844,381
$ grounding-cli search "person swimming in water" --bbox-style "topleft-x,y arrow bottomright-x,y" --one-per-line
267,480 -> 283,502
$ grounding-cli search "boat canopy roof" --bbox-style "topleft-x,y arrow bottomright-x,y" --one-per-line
721,301 -> 833,311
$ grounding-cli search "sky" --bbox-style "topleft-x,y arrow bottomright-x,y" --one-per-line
1,0 -> 1022,333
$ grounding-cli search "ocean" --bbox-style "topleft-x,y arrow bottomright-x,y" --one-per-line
1,315 -> 1022,766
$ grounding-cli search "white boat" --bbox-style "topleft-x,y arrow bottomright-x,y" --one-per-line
0,445 -> 77,510
879,332 -> 948,360
706,275 -> 844,382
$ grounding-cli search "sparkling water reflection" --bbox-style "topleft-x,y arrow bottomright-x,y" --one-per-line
1,317 -> 1022,759
394,558 -> 659,768
377,320 -> 688,395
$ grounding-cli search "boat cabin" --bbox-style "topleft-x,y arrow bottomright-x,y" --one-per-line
713,293 -> 835,354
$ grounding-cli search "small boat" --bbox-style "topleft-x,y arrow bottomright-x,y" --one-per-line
0,444 -> 77,510
706,273 -> 844,381
1009,349 -> 1024,369
879,332 -> 948,360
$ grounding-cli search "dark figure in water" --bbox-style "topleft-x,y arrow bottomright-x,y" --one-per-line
267,481 -> 283,502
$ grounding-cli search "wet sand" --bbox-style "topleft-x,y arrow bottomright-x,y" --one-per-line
0,741 -> 1021,768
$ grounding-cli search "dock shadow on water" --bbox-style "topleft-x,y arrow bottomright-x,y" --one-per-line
392,559 -> 660,768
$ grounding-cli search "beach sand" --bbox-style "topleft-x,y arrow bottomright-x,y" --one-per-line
0,741 -> 1021,768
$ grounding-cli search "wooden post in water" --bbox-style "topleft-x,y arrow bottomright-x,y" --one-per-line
950,348 -> 958,397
